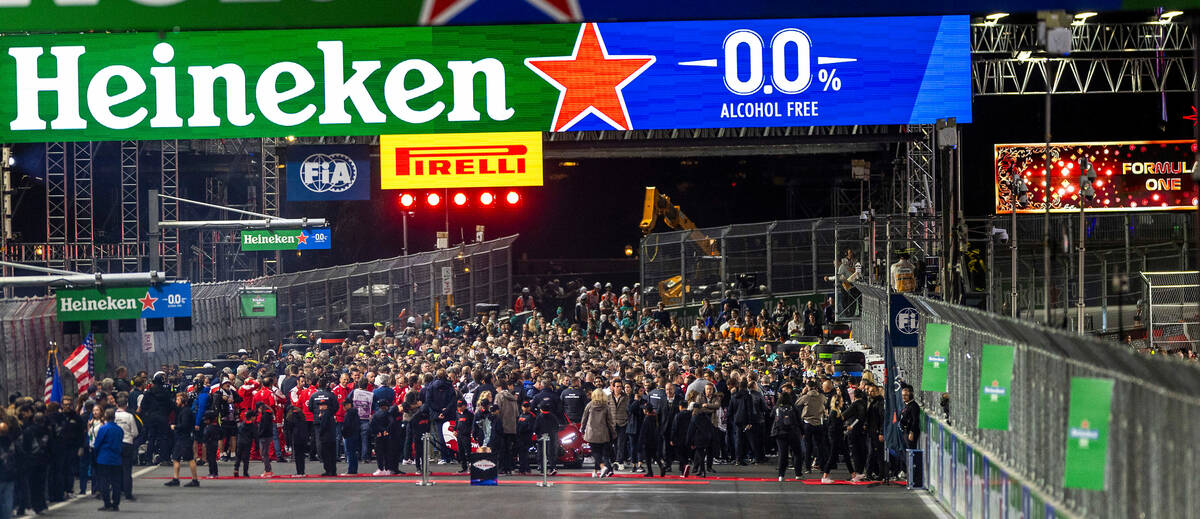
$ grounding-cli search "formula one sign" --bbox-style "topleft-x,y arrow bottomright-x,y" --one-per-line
0,16 -> 970,143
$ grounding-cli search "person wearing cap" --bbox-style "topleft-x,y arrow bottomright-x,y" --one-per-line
514,288 -> 535,313
514,400 -> 536,475
453,399 -> 474,474
138,372 -> 172,466
533,400 -> 559,476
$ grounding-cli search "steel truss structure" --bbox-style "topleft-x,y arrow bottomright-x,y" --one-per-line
43,143 -> 67,270
161,140 -> 179,276
260,138 -> 281,276
120,141 -> 139,272
973,21 -> 1197,95
71,142 -> 93,273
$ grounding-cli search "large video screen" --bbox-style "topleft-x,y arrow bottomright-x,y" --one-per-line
0,16 -> 970,143
995,140 -> 1197,214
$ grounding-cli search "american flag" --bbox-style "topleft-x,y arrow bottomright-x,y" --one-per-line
43,346 -> 62,403
63,333 -> 94,395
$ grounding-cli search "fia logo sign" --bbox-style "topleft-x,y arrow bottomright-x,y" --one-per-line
299,153 -> 357,194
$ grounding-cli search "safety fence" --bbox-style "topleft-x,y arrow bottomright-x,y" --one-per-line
858,283 -> 1200,519
1140,271 -> 1200,351
0,235 -> 516,401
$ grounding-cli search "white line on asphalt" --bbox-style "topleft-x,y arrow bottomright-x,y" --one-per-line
41,465 -> 159,514
918,491 -> 954,519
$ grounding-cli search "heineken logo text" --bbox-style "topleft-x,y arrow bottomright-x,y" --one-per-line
58,295 -> 137,312
8,41 -> 514,132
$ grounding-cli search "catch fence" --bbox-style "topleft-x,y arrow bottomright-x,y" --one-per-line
0,235 -> 515,400
858,283 -> 1200,519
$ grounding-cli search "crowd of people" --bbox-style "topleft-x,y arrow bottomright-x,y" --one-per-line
0,281 -> 923,516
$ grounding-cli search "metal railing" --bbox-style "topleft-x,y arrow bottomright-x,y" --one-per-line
0,235 -> 516,400
857,284 -> 1200,519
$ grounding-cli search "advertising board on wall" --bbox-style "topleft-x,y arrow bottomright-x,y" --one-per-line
56,281 -> 193,322
0,16 -> 970,143
286,145 -> 371,201
995,140 -> 1198,214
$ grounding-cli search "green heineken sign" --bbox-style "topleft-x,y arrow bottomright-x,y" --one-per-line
239,293 -> 277,318
56,282 -> 193,322
240,228 -> 331,251
920,323 -> 950,393
1063,377 -> 1115,490
0,0 -> 422,34
976,344 -> 1015,430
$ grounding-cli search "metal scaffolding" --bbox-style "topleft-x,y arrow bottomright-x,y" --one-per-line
972,21 -> 1197,95
903,124 -> 940,259
160,140 -> 179,277
260,137 -> 280,276
71,142 -> 94,273
43,142 -> 67,270
120,141 -> 140,273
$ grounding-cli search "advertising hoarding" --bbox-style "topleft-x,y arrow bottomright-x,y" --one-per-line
380,132 -> 542,189
995,140 -> 1198,214
0,16 -> 970,143
286,145 -> 371,201
56,281 -> 192,322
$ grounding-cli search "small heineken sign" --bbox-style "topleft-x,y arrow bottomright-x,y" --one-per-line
920,323 -> 951,392
977,344 -> 1014,430
239,292 -> 278,318
240,228 -> 331,251
1063,377 -> 1115,490
56,282 -> 192,322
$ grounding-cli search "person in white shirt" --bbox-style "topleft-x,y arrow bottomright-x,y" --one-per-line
114,395 -> 140,501
690,319 -> 705,348
350,381 -> 373,459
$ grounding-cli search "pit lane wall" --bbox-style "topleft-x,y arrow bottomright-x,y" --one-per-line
858,284 -> 1200,519
0,235 -> 516,400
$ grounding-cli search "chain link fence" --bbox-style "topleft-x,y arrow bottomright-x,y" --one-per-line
0,235 -> 515,400
1140,271 -> 1200,351
858,283 -> 1200,519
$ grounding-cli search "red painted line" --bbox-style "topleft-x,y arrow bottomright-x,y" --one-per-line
266,478 -> 710,485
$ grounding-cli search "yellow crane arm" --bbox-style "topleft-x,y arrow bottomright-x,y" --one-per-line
639,187 -> 719,257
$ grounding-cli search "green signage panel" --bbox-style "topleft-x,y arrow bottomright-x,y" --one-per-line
0,0 -> 421,34
976,344 -> 1015,430
920,322 -> 950,393
240,228 -> 331,251
56,282 -> 193,321
1063,377 -> 1115,490
239,293 -> 277,318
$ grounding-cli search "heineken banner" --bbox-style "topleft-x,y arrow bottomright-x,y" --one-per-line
976,344 -> 1015,431
240,228 -> 331,251
239,293 -> 278,318
920,322 -> 950,393
1063,377 -> 1115,490
0,16 -> 970,143
56,281 -> 192,322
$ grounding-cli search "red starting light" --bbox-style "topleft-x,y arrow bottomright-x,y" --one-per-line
426,192 -> 441,206
480,192 -> 494,205
399,193 -> 414,207
453,192 -> 467,206
505,191 -> 520,205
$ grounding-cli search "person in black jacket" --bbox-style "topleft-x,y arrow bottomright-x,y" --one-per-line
514,401 -> 535,474
533,401 -> 558,475
58,399 -> 86,498
234,409 -> 257,478
842,389 -> 868,482
668,400 -> 691,478
769,392 -> 803,481
21,407 -> 50,514
453,400 -> 474,474
865,384 -> 886,479
341,400 -> 362,475
639,401 -> 664,477
899,387 -> 922,449
165,392 -> 199,487
0,419 -> 21,515
560,377 -> 587,425
315,393 -> 338,477
728,381 -> 759,465
623,384 -> 643,470
256,404 -> 276,476
471,398 -> 500,453
368,403 -> 393,476
284,407 -> 310,476
139,372 -> 173,465
202,412 -> 221,478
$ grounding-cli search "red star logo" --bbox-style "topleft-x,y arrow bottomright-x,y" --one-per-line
1185,105 -> 1197,127
139,292 -> 159,312
420,0 -> 579,25
1079,419 -> 1090,430
296,232 -> 309,245
525,23 -> 655,132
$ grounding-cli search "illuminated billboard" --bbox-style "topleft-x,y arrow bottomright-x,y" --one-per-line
0,16 -> 970,143
995,140 -> 1198,214
380,132 -> 543,190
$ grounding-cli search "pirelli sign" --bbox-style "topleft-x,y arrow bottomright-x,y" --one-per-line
380,132 -> 543,189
